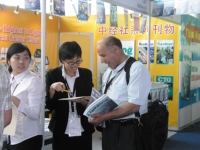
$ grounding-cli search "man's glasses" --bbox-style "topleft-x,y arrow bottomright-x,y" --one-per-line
65,59 -> 83,66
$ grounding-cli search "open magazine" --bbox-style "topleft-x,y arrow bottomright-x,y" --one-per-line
83,88 -> 118,119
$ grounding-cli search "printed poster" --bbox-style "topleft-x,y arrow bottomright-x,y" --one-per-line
174,0 -> 189,15
180,15 -> 200,109
156,76 -> 173,100
96,0 -> 105,24
163,0 -> 175,16
138,40 -> 154,64
180,49 -> 191,100
0,47 -> 8,63
140,15 -> 147,34
25,0 -> 40,10
122,40 -> 135,57
152,0 -> 164,17
156,40 -> 174,64
78,0 -> 88,21
134,12 -> 140,31
53,0 -> 65,16
124,8 -> 128,29
110,4 -> 118,27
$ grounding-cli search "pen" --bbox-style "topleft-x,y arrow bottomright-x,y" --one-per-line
63,89 -> 73,97
63,89 -> 71,93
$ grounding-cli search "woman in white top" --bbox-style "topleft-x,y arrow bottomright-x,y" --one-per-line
6,43 -> 43,150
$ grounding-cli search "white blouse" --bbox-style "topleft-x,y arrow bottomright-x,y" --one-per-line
10,69 -> 43,145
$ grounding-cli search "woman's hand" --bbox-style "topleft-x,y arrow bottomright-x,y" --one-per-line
49,82 -> 65,98
50,82 -> 65,92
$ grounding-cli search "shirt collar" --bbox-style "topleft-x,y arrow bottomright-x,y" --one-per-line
61,65 -> 79,79
11,69 -> 29,82
110,56 -> 130,74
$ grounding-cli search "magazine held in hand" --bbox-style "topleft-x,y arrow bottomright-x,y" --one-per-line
83,88 -> 118,119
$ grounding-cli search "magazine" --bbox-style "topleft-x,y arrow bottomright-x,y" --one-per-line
83,94 -> 118,119
91,87 -> 101,100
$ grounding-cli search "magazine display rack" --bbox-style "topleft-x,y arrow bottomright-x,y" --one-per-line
150,82 -> 168,102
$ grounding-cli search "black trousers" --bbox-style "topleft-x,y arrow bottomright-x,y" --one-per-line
8,135 -> 42,150
52,132 -> 92,150
102,119 -> 136,150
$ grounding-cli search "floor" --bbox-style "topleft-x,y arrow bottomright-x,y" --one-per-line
92,130 -> 177,150
44,129 -> 177,150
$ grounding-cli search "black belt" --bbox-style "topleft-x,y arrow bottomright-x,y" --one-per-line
106,119 -> 136,126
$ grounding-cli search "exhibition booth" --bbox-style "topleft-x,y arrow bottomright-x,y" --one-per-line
1,0 -> 200,149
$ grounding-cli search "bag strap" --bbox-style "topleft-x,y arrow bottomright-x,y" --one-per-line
124,57 -> 151,118
124,57 -> 137,84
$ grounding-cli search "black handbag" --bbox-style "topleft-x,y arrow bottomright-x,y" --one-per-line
133,100 -> 169,150
48,110 -> 56,132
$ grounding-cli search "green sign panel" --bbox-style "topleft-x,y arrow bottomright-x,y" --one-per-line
156,76 -> 173,100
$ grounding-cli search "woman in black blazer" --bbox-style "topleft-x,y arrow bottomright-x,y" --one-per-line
45,41 -> 95,150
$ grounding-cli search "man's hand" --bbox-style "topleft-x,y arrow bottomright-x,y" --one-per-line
88,113 -> 105,126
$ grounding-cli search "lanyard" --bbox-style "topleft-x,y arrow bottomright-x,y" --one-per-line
12,82 -> 20,95
10,76 -> 22,95
11,72 -> 28,95
65,79 -> 77,112
104,67 -> 124,94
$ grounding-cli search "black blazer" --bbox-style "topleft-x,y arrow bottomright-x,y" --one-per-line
45,66 -> 95,134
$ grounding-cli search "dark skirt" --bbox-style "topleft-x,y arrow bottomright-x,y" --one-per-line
8,135 -> 43,150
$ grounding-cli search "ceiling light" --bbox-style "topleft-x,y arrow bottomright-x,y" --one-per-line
14,5 -> 19,14
49,11 -> 53,19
